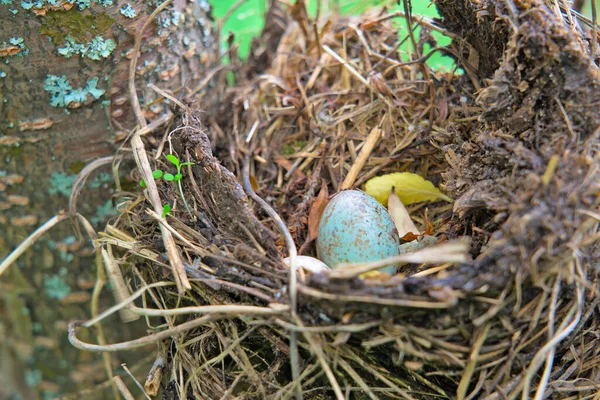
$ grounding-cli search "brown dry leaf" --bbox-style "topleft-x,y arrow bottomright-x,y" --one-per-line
423,208 -> 434,235
341,312 -> 354,324
307,180 -> 329,241
400,232 -> 419,242
298,181 -> 329,254
249,175 -> 260,192
400,208 -> 435,241
388,187 -> 419,238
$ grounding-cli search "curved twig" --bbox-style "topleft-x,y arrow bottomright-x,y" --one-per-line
127,0 -> 190,293
242,146 -> 303,399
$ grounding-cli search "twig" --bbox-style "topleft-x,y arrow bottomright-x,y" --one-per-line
299,285 -> 458,309
323,44 -> 370,87
77,214 -> 118,399
113,376 -> 134,400
242,150 -> 302,400
68,155 -> 123,239
337,357 -> 378,400
457,324 -> 490,400
533,273 -> 561,400
148,83 -> 190,114
128,0 -> 173,124
592,0 -> 598,61
101,246 -> 140,322
183,325 -> 258,395
0,212 -> 69,277
128,0 -> 190,293
299,328 -> 344,400
327,239 -> 469,279
144,346 -> 167,396
122,363 -> 151,400
275,319 -> 381,333
340,125 -> 382,189
71,314 -> 242,352
83,278 -> 285,328
515,281 -> 582,399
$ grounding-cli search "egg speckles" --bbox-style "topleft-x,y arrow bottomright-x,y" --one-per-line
317,190 -> 400,274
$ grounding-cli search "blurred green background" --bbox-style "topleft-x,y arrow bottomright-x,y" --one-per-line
211,0 -> 456,70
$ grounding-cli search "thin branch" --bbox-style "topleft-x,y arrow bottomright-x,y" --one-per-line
0,212 -> 69,277
242,149 -> 302,400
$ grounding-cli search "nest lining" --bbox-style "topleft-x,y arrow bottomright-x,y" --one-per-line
70,1 -> 600,399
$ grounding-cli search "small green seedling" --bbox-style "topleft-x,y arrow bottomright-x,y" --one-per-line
139,169 -> 163,187
139,154 -> 195,218
161,203 -> 171,218
165,154 -> 195,180
164,154 -> 195,217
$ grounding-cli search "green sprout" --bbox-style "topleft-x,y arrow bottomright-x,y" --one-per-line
139,154 -> 195,218
164,154 -> 195,217
161,203 -> 171,218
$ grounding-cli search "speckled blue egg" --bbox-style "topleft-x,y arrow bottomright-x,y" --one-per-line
317,190 -> 400,274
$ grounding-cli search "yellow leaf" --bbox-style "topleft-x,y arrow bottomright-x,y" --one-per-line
365,172 -> 453,205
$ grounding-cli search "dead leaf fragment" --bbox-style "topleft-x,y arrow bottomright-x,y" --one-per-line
299,181 -> 329,254
388,187 -> 418,238
307,180 -> 329,241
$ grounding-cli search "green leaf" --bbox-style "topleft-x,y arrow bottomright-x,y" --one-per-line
365,172 -> 453,205
166,154 -> 180,167
152,169 -> 164,179
163,173 -> 175,181
161,203 -> 171,218
174,173 -> 182,181
140,179 -> 146,188
180,162 -> 195,167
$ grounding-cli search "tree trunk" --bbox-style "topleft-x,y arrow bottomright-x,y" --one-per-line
0,0 -> 214,397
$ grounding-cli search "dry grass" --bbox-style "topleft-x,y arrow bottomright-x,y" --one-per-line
61,0 -> 600,398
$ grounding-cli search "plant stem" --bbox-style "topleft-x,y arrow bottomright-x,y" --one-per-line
177,180 -> 194,219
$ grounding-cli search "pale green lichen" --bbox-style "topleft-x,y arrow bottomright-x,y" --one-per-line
43,275 -> 71,300
75,0 -> 90,9
1,0 -> 14,4
90,199 -> 116,225
44,75 -> 106,107
89,171 -> 112,188
47,239 -> 74,261
86,77 -> 104,99
57,35 -> 116,60
88,36 -> 115,59
47,171 -> 75,195
120,2 -> 135,18
44,75 -> 72,107
20,0 -> 39,9
24,369 -> 42,387
9,37 -> 23,46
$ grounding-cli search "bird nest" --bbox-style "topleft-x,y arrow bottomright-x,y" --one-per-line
68,0 -> 600,399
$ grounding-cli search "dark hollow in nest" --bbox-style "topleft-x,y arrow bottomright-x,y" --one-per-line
77,0 -> 600,399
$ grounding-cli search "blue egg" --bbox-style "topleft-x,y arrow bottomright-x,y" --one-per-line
317,190 -> 400,274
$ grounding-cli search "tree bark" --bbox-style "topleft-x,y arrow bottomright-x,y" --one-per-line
0,0 -> 214,397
